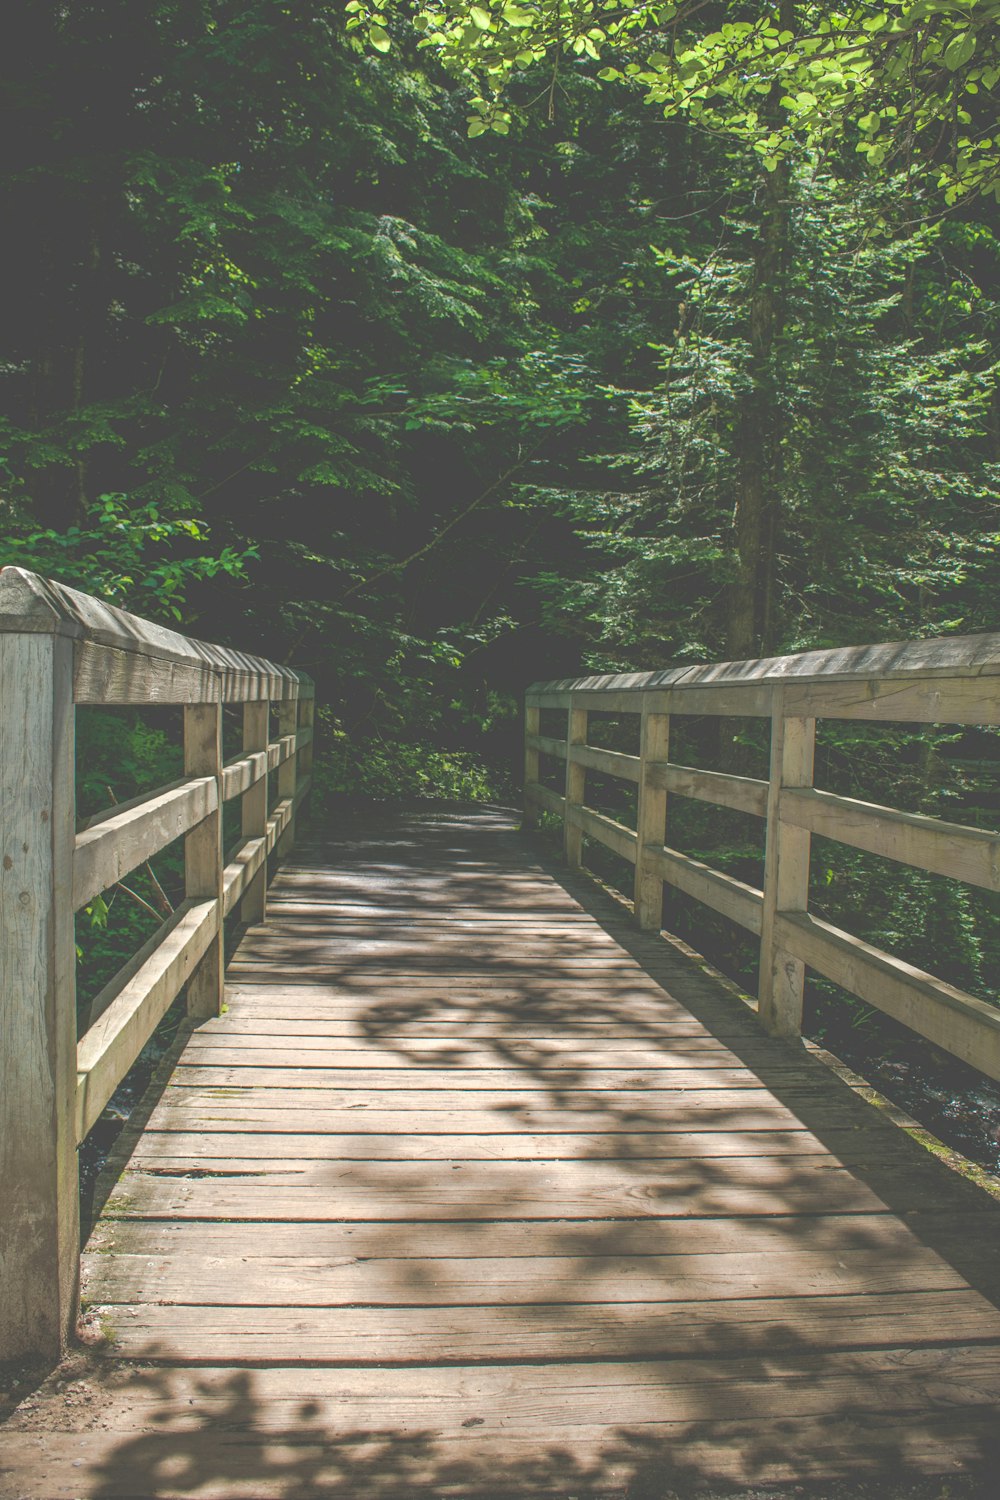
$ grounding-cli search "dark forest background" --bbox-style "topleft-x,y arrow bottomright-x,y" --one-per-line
2,2 -> 999,1158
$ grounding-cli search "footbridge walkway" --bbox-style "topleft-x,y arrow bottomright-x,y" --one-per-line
2,567 -> 1000,1497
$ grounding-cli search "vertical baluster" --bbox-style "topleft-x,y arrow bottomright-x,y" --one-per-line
276,695 -> 298,858
634,700 -> 670,929
523,702 -> 540,828
241,699 -> 269,926
759,689 -> 815,1036
0,627 -> 78,1359
564,702 -> 587,869
184,702 -> 224,1018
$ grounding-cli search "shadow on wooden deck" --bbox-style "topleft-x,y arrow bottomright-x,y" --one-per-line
3,805 -> 1000,1499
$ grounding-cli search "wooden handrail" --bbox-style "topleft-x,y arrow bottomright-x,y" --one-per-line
0,567 -> 314,1361
524,633 -> 1000,1087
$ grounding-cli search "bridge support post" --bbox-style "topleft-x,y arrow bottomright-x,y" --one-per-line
759,694 -> 815,1036
184,703 -> 224,1018
0,622 -> 80,1360
564,705 -> 588,869
241,701 -> 269,926
523,705 -> 540,828
635,704 -> 670,929
276,697 -> 298,858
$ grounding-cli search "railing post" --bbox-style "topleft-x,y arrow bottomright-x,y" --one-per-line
759,689 -> 816,1036
564,702 -> 587,869
183,702 -> 224,1018
523,703 -> 540,828
0,621 -> 79,1359
276,695 -> 298,858
634,700 -> 670,930
241,700 -> 269,926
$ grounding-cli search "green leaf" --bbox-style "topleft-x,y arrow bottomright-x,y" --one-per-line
369,23 -> 391,52
944,32 -> 976,71
470,5 -> 491,30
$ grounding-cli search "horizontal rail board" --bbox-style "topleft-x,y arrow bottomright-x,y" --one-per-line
568,805 -> 638,863
0,568 -> 312,706
647,845 -> 764,936
776,910 -> 1000,1082
526,733 -> 568,760
524,782 -> 567,816
569,745 -> 641,783
221,750 -> 269,803
648,762 -> 768,817
781,787 -> 1000,890
75,899 -> 218,1141
782,675 -> 1000,726
223,838 -> 267,917
268,732 -> 298,773
73,777 -> 216,912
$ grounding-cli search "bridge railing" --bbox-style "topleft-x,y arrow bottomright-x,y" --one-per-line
0,567 -> 314,1360
525,635 -> 1000,1083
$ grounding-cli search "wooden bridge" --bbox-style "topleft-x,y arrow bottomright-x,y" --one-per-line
2,567 -> 1000,1498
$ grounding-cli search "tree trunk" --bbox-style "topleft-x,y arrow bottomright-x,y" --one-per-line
726,4 -> 794,663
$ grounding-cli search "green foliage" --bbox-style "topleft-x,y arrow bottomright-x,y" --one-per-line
316,727 -> 498,802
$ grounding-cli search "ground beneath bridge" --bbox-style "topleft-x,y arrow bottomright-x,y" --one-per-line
3,805 -> 1000,1498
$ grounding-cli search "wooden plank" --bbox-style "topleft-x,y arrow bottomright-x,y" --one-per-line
635,706 -> 669,928
87,1245 -> 965,1308
126,1128 -> 835,1161
239,700 -> 269,924
86,1211 -> 990,1264
73,775 -> 216,912
646,844 -> 763,933
0,627 -> 78,1360
564,707 -> 587,868
776,909 -> 1000,1081
75,899 -> 217,1141
569,743 -> 641,782
522,704 -> 540,828
781,785 -> 1000,890
523,781 -> 566,817
567,804 -> 637,863
182,704 -> 224,1018
77,1289 -> 1000,1362
526,732 -> 567,760
222,835 -> 267,918
168,1063 -> 779,1090
647,761 -> 768,817
0,565 -> 304,705
782,673 -> 1000,725
759,703 -> 815,1037
220,747 -> 268,802
276,698 -> 298,859
104,1157 -> 888,1220
181,1037 -> 742,1062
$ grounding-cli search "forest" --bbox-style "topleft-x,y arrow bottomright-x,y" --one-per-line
2,2 -> 999,1165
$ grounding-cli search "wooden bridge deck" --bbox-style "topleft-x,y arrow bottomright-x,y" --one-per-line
4,806 -> 1000,1498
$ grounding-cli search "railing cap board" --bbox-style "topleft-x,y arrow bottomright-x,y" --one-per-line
528,632 -> 1000,697
0,567 -> 311,694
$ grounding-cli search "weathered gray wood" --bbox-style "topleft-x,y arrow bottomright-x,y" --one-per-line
777,909 -> 1000,1082
646,844 -> 763,934
648,761 -> 768,817
72,775 -> 216,912
0,627 -> 78,1360
781,786 -> 1000,889
567,803 -> 638,863
568,743 -> 641,782
75,899 -> 217,1141
0,566 -> 304,705
240,700 -> 269,925
276,698 -> 298,859
526,731 -> 568,760
759,701 -> 815,1037
634,706 -> 669,928
523,780 -> 565,817
523,704 -> 540,827
182,704 -> 224,1018
528,630 -> 1000,698
564,706 -> 587,868
220,748 -> 268,801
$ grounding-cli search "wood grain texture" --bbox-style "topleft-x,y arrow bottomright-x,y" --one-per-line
5,804 -> 1000,1497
